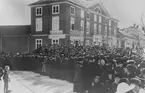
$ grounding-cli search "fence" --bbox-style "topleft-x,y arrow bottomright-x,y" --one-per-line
0,57 -> 76,83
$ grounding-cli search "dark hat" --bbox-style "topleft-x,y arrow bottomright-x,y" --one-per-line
126,65 -> 136,73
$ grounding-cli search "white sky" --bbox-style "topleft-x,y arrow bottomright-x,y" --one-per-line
0,0 -> 145,28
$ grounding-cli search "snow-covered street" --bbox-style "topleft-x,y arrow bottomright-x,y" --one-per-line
1,71 -> 73,93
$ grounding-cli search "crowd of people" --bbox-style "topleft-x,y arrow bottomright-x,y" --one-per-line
0,43 -> 145,93
34,44 -> 145,93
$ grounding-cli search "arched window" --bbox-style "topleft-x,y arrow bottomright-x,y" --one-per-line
94,7 -> 101,14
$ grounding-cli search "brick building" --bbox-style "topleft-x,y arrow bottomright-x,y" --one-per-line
29,0 -> 119,51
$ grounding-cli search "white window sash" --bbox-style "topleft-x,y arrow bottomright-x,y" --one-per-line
70,6 -> 75,15
81,9 -> 84,18
36,18 -> 42,31
71,17 -> 75,31
52,5 -> 60,14
81,20 -> 84,31
86,12 -> 90,20
52,38 -> 59,44
52,16 -> 59,30
35,39 -> 42,49
94,15 -> 97,21
99,16 -> 102,23
36,7 -> 42,16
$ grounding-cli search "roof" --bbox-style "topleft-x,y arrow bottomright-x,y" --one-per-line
29,0 -> 66,6
29,0 -> 100,8
0,25 -> 31,35
29,0 -> 118,21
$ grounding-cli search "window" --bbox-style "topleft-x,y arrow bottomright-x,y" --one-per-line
36,18 -> 42,31
52,38 -> 59,44
36,7 -> 42,16
94,14 -> 97,22
35,39 -> 42,49
105,26 -> 107,35
109,20 -> 111,26
70,6 -> 75,15
104,18 -> 108,25
109,27 -> 111,36
114,28 -> 116,37
99,16 -> 102,23
86,21 -> 90,34
98,24 -> 101,34
80,20 -> 84,31
81,9 -> 84,18
52,5 -> 59,14
52,16 -> 59,30
70,17 -> 75,31
95,7 -> 101,13
94,23 -> 97,35
86,12 -> 90,20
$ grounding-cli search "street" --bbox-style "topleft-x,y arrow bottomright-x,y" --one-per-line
0,71 -> 73,93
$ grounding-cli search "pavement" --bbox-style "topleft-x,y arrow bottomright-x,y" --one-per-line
0,71 -> 74,93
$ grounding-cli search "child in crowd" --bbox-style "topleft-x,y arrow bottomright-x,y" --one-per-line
3,65 -> 10,93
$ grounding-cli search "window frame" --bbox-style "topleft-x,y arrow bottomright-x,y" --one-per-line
52,38 -> 59,44
35,39 -> 42,49
70,6 -> 75,15
52,16 -> 59,30
86,12 -> 90,20
36,7 -> 42,16
98,24 -> 102,34
94,14 -> 97,22
94,23 -> 97,35
52,5 -> 60,14
86,21 -> 90,34
99,15 -> 102,23
80,20 -> 84,32
36,18 -> 42,32
70,17 -> 75,31
81,9 -> 84,18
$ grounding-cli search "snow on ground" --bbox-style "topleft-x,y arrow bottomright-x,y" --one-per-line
9,71 -> 73,93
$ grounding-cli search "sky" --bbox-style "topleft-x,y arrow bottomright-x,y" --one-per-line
0,0 -> 145,28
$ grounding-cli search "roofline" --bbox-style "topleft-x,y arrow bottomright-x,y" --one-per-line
28,0 -> 119,22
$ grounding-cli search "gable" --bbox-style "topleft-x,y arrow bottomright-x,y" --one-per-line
88,2 -> 110,17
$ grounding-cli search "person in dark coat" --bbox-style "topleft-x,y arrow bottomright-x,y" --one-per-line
73,61 -> 83,93
112,75 -> 120,93
88,76 -> 103,93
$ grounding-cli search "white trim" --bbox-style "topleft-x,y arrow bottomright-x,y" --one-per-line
49,34 -> 66,39
70,6 -> 75,15
52,5 -> 60,14
35,39 -> 43,49
94,6 -> 102,14
31,34 -> 48,37
36,7 -> 42,16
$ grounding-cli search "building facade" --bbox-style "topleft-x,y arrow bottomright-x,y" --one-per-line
117,26 -> 145,53
29,0 -> 119,51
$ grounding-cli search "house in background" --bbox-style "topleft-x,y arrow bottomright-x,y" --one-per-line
117,26 -> 145,53
29,0 -> 119,51
0,25 -> 30,53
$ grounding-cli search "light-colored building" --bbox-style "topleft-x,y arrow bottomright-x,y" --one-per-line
117,26 -> 145,51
